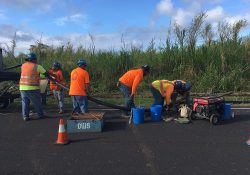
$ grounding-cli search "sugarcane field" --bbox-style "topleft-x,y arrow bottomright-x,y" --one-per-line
1,1 -> 250,175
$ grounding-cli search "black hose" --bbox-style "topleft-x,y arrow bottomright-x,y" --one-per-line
87,96 -> 130,111
3,64 -> 22,71
47,76 -> 151,111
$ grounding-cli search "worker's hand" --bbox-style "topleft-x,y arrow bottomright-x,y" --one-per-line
129,94 -> 134,101
116,82 -> 120,88
164,105 -> 170,111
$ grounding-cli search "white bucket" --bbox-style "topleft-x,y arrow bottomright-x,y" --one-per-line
39,79 -> 48,93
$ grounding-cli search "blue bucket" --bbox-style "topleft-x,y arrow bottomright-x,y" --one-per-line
223,103 -> 232,120
132,107 -> 144,125
150,105 -> 162,121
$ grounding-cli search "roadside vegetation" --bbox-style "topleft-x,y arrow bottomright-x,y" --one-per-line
2,13 -> 250,94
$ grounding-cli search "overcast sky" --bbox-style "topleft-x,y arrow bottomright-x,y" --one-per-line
0,0 -> 250,54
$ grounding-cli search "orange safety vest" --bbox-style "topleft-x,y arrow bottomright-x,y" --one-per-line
69,67 -> 90,96
48,69 -> 65,90
19,62 -> 40,86
159,80 -> 174,96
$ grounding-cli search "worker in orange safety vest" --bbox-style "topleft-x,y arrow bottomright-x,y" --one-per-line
149,80 -> 191,110
19,53 -> 49,121
117,65 -> 150,116
48,61 -> 65,114
69,59 -> 90,114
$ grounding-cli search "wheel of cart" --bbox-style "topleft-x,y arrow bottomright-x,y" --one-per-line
0,99 -> 10,109
190,112 -> 196,120
210,114 -> 220,125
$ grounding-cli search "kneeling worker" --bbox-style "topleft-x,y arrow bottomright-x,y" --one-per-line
171,80 -> 191,108
149,80 -> 191,109
69,59 -> 90,114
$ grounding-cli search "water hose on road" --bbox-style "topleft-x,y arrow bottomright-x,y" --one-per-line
47,76 -> 142,111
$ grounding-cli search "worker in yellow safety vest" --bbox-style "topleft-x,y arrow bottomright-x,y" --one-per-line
19,53 -> 49,121
149,80 -> 191,110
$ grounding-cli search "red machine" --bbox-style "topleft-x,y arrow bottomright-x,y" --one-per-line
191,95 -> 228,125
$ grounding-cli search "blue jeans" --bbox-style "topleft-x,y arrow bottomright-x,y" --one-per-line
20,90 -> 44,118
119,83 -> 135,109
71,96 -> 88,113
149,84 -> 164,106
53,90 -> 64,110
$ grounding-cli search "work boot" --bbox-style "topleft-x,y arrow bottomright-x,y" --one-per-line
59,109 -> 63,114
23,117 -> 30,121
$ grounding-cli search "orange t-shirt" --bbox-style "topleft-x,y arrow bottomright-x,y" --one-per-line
119,68 -> 143,96
69,67 -> 90,96
48,69 -> 65,90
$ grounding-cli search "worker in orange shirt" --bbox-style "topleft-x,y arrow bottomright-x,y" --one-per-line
48,62 -> 65,114
149,80 -> 191,110
69,59 -> 90,114
117,65 -> 150,114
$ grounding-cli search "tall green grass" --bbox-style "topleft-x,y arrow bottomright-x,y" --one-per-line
3,14 -> 250,94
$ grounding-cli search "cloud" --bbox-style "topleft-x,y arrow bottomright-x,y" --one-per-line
0,22 -> 169,54
0,24 -> 39,54
154,0 -> 250,29
15,31 -> 35,41
173,8 -> 194,26
0,24 -> 17,38
155,0 -> 202,26
156,0 -> 173,15
225,14 -> 250,25
206,6 -> 225,22
54,13 -> 87,27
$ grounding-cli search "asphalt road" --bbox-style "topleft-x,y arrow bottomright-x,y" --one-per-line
0,106 -> 250,175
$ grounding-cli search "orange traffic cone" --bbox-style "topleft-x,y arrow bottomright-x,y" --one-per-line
246,137 -> 250,146
55,118 -> 69,145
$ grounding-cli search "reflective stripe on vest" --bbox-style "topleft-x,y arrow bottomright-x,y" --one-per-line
159,80 -> 174,96
20,63 -> 40,86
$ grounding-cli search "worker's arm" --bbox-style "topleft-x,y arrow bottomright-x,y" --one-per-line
131,74 -> 143,96
165,85 -> 174,106
84,72 -> 90,95
85,83 -> 90,95
37,65 -> 53,80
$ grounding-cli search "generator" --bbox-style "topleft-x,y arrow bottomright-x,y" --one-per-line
191,95 -> 233,125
